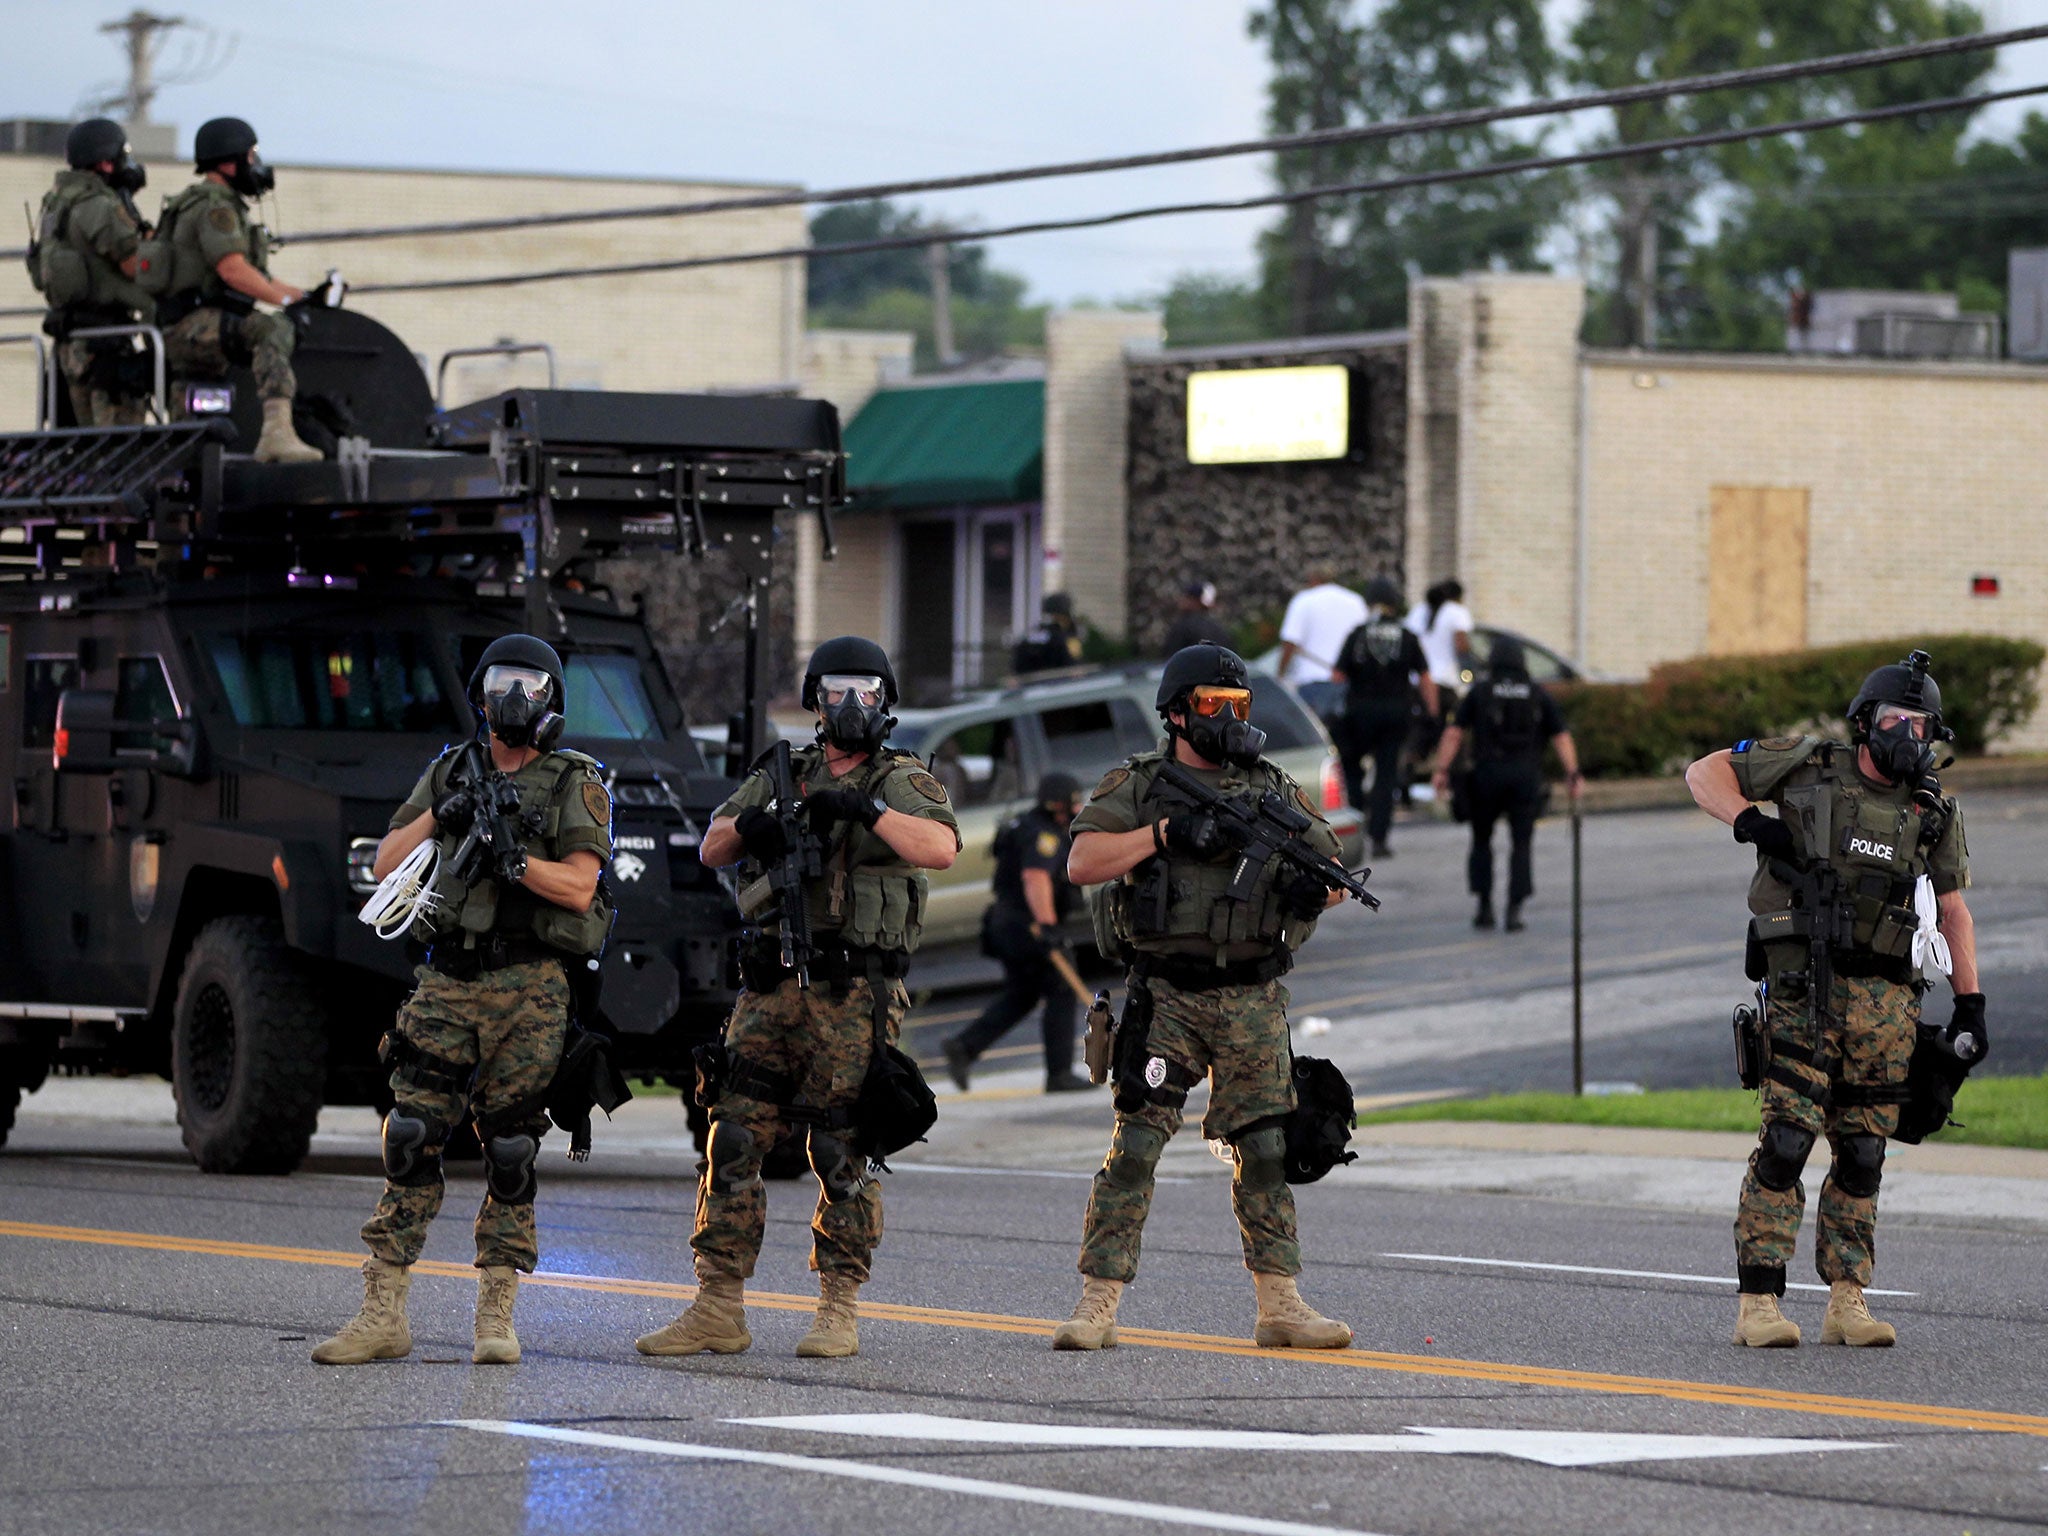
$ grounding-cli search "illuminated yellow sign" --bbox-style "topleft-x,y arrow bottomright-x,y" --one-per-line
1185,365 -> 1350,464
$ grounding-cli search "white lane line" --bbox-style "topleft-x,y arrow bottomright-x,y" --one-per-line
888,1159 -> 1193,1184
730,1413 -> 1887,1468
1382,1252 -> 1917,1297
446,1420 -> 1387,1536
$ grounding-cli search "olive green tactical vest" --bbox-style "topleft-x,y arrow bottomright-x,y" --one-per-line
33,172 -> 151,314
414,747 -> 613,956
156,181 -> 270,305
1089,751 -> 1320,965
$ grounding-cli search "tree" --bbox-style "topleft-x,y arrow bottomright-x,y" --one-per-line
1157,272 -> 1274,347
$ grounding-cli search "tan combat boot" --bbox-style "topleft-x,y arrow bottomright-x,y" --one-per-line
1732,1291 -> 1802,1347
473,1266 -> 521,1365
796,1273 -> 861,1358
1051,1276 -> 1125,1351
1252,1272 -> 1353,1349
1820,1281 -> 1896,1347
635,1273 -> 751,1356
310,1257 -> 413,1364
254,398 -> 321,464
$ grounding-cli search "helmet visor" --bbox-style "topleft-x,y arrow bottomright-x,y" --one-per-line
1188,685 -> 1253,721
1873,702 -> 1933,739
482,663 -> 552,702
818,673 -> 886,709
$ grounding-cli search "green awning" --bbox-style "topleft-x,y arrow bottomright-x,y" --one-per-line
843,378 -> 1043,509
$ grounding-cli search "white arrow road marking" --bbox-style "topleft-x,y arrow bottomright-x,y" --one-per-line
444,1420 -> 1390,1536
1382,1252 -> 1917,1296
730,1413 -> 1890,1468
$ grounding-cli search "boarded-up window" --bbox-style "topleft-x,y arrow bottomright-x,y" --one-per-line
1708,486 -> 1809,655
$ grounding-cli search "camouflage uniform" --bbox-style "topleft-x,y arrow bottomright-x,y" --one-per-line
1071,751 -> 1339,1282
358,746 -> 614,1273
156,179 -> 297,402
1729,735 -> 1968,1290
34,168 -> 152,426
691,745 -> 958,1284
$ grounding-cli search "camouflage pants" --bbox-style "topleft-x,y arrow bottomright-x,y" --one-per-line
691,975 -> 904,1284
361,961 -> 567,1273
1735,971 -> 1917,1288
57,337 -> 150,426
162,304 -> 296,401
1078,976 -> 1300,1283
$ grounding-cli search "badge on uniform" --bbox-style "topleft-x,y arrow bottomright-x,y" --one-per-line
582,781 -> 611,823
907,771 -> 950,803
1144,1056 -> 1168,1089
1036,830 -> 1060,857
1092,766 -> 1131,798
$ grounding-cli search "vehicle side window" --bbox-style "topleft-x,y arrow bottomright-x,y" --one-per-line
1247,677 -> 1320,751
1521,647 -> 1568,684
1038,700 -> 1123,779
115,655 -> 180,752
1108,696 -> 1159,755
928,719 -> 1020,808
23,657 -> 79,748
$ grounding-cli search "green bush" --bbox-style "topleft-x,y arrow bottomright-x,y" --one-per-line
1556,634 -> 2044,778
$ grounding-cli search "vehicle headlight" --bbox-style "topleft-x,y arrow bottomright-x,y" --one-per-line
346,837 -> 381,896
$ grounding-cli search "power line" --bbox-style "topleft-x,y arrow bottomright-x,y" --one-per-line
180,21 -> 2048,248
345,82 -> 2048,296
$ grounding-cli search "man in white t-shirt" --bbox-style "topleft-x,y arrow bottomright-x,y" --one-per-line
1278,567 -> 1368,721
1405,579 -> 1475,690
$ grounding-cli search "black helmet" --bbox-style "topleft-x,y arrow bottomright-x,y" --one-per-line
1848,649 -> 1950,786
1156,643 -> 1250,715
1489,636 -> 1528,677
1847,649 -> 1945,732
66,118 -> 126,169
801,635 -> 898,710
1364,576 -> 1403,611
1042,591 -> 1074,620
1036,771 -> 1081,811
468,633 -> 566,751
194,116 -> 259,165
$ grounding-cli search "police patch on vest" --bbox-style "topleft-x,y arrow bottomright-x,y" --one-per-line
1092,766 -> 1131,798
907,770 -> 949,804
1756,736 -> 1803,751
582,780 -> 611,824
1294,786 -> 1317,816
1848,835 -> 1896,861
206,205 -> 238,234
1036,831 -> 1060,857
1144,1056 -> 1168,1089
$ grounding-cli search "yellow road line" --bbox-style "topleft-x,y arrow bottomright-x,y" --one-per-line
5,1217 -> 2044,1439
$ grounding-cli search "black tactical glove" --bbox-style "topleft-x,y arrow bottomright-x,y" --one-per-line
1732,805 -> 1800,865
493,843 -> 529,885
1032,923 -> 1070,958
1948,992 -> 1989,1066
733,805 -> 789,863
1273,863 -> 1331,921
432,786 -> 476,835
1163,809 -> 1248,862
804,786 -> 884,832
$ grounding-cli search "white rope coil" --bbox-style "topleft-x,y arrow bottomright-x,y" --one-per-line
358,840 -> 442,941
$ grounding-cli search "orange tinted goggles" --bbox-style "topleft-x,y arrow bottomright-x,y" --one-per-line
1188,685 -> 1253,720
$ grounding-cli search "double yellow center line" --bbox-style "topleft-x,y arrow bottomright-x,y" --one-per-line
4,1217 -> 2042,1440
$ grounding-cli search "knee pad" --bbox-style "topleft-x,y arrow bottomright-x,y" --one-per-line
1754,1120 -> 1816,1192
381,1109 -> 444,1187
1231,1124 -> 1288,1194
807,1127 -> 867,1205
705,1120 -> 761,1197
1832,1133 -> 1885,1199
1103,1122 -> 1166,1192
483,1133 -> 539,1205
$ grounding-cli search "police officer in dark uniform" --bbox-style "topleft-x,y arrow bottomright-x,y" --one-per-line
1013,592 -> 1085,674
1430,636 -> 1581,931
1331,578 -> 1438,858
943,772 -> 1094,1094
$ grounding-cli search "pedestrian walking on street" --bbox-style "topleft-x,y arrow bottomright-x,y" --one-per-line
1162,580 -> 1232,656
1430,636 -> 1580,931
943,773 -> 1096,1094
1332,578 -> 1438,859
1277,566 -> 1367,727
1405,579 -> 1474,774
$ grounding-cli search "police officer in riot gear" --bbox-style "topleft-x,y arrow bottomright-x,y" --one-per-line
30,119 -> 154,426
1013,591 -> 1085,674
1054,644 -> 1353,1352
943,772 -> 1094,1094
1686,650 -> 1980,1348
636,636 -> 959,1361
1332,578 -> 1438,858
1431,636 -> 1581,931
312,634 -> 615,1366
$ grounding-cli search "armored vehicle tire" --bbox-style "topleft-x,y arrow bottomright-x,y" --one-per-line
171,916 -> 329,1175
0,1080 -> 16,1149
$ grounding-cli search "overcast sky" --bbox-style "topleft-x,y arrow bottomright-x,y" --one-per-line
6,0 -> 2048,305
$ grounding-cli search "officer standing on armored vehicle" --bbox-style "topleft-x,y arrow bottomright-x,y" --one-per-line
311,635 -> 615,1367
636,636 -> 959,1361
31,119 -> 153,426
1685,651 -> 1982,1349
1431,636 -> 1581,931
154,116 -> 320,463
1053,644 -> 1353,1353
943,771 -> 1095,1094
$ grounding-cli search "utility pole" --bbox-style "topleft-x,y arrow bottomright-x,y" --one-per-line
97,10 -> 188,131
926,239 -> 959,368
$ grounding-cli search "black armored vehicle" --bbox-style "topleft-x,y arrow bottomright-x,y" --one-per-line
0,310 -> 842,1170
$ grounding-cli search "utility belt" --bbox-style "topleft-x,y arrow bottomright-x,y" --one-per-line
1747,912 -> 1914,989
428,933 -> 568,980
739,939 -> 910,997
1131,950 -> 1291,992
156,287 -> 253,328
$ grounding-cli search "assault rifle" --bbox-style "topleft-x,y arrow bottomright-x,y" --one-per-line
442,745 -> 539,888
1153,760 -> 1380,912
1761,782 -> 1853,1060
760,738 -> 823,986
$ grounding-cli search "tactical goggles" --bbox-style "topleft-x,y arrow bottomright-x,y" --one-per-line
818,674 -> 886,708
1187,685 -> 1253,720
481,663 -> 552,701
1872,702 -> 1934,739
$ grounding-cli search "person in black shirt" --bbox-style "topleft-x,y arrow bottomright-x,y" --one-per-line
1430,637 -> 1581,931
1162,580 -> 1232,656
1013,593 -> 1085,675
943,773 -> 1096,1092
1332,579 -> 1438,859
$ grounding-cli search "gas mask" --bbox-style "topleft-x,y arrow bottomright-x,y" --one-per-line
1177,685 -> 1267,768
1865,702 -> 1937,787
103,151 -> 146,194
231,149 -> 276,198
480,663 -> 563,751
815,673 -> 895,755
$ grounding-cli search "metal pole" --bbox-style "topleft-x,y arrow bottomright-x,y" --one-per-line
741,582 -> 763,766
1571,798 -> 1585,1096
